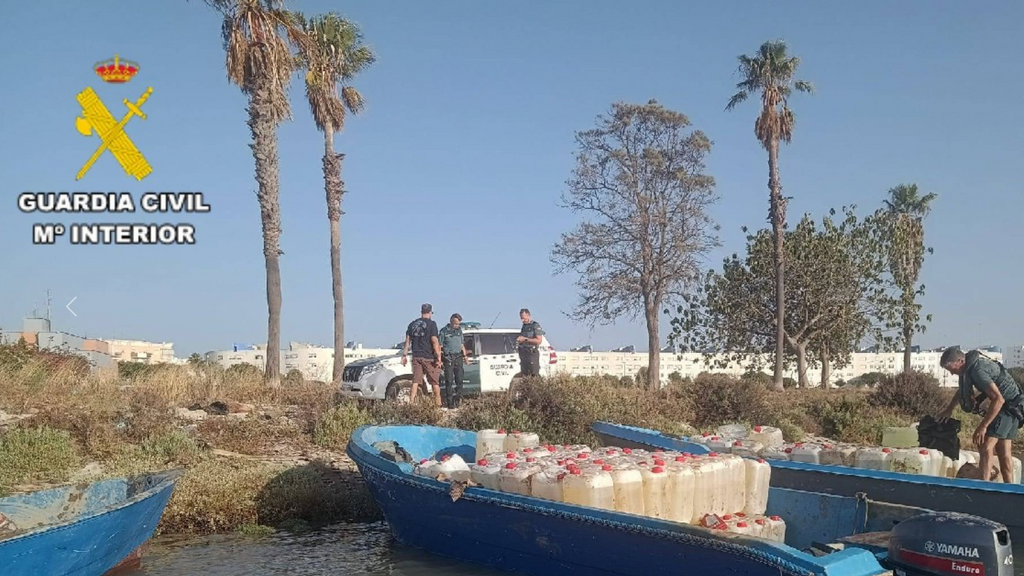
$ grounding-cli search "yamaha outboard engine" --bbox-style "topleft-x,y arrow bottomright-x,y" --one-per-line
887,512 -> 1013,576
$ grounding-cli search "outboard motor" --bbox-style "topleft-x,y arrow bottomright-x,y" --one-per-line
887,512 -> 1013,576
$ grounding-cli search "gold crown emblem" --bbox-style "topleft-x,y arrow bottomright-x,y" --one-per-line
93,54 -> 140,83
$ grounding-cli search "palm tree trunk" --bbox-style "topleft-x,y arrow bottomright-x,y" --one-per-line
644,298 -> 660,390
323,122 -> 346,385
249,83 -> 283,387
768,139 -> 785,392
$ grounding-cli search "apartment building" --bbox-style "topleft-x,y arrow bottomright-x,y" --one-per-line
0,317 -> 114,370
1004,345 -> 1024,369
105,339 -> 175,365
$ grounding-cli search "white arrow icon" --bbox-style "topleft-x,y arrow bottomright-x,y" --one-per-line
66,297 -> 77,317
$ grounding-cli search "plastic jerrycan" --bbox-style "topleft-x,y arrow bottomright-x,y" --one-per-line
476,429 -> 508,459
917,448 -> 944,476
820,444 -> 857,467
414,458 -> 440,478
881,426 -> 919,449
764,515 -> 787,543
639,464 -> 671,519
666,457 -> 696,524
731,440 -> 764,458
748,426 -> 785,448
742,459 -> 771,516
470,458 -> 502,490
718,454 -> 746,515
789,443 -> 822,465
688,457 -> 714,524
890,449 -> 929,475
705,453 -> 731,516
855,447 -> 893,471
609,464 -> 645,516
562,466 -> 615,511
706,436 -> 736,453
435,454 -> 472,482
760,445 -> 791,461
531,466 -> 567,501
498,462 -> 538,496
716,423 -> 748,440
503,431 -> 540,452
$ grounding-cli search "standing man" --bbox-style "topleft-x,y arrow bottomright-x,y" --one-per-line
401,303 -> 443,406
438,313 -> 471,409
937,347 -> 1024,483
516,308 -> 545,378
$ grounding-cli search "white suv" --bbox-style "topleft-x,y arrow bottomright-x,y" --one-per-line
340,322 -> 558,402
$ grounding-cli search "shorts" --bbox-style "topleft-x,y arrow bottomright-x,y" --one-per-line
986,412 -> 1020,440
412,357 -> 440,389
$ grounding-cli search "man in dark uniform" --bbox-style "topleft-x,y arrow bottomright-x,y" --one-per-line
937,347 -> 1024,483
438,313 -> 471,409
516,308 -> 545,378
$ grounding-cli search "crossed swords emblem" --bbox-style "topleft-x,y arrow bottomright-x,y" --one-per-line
74,86 -> 153,181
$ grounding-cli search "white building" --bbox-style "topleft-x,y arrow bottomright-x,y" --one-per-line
204,342 -> 398,381
555,350 -> 1002,388
1004,345 -> 1024,369
105,339 -> 175,365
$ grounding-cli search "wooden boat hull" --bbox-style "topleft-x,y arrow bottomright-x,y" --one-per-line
592,421 -> 1024,541
348,424 -> 923,576
0,470 -> 180,576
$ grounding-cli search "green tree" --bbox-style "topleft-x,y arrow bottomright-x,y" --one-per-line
297,13 -> 376,386
552,100 -> 720,390
874,184 -> 937,372
725,40 -> 814,391
671,207 -> 881,388
188,352 -> 204,365
198,0 -> 312,386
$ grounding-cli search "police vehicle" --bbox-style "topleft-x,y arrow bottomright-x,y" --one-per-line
340,322 -> 558,402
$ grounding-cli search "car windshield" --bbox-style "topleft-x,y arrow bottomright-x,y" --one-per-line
477,333 -> 517,355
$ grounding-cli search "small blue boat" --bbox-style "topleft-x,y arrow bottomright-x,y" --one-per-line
0,470 -> 180,576
348,424 -> 1014,576
592,421 -> 1024,542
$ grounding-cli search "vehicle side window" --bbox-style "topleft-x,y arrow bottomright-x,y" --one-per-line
478,333 -> 516,355
464,335 -> 477,356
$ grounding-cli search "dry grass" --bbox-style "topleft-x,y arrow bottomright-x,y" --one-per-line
2,342 -> 1018,534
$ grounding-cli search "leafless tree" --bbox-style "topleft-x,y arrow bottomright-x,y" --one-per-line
552,100 -> 720,389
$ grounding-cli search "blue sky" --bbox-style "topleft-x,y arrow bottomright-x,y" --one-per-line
1,1 -> 1021,356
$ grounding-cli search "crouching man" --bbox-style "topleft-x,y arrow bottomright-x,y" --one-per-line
937,347 -> 1024,483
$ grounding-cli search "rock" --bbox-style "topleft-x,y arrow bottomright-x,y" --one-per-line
175,407 -> 208,421
228,412 -> 248,420
183,424 -> 199,436
207,401 -> 229,416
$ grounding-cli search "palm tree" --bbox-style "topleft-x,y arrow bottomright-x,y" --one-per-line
199,0 -> 312,386
296,13 -> 376,386
882,183 -> 937,373
725,40 -> 814,391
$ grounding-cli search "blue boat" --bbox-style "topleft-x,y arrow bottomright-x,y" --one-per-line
348,424 -> 1014,576
592,421 -> 1024,542
0,470 -> 180,576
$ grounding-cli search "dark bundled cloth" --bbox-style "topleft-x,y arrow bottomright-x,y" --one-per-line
917,415 -> 961,460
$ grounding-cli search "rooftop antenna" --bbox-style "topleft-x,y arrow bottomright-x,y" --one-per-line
46,288 -> 52,321
488,312 -> 501,328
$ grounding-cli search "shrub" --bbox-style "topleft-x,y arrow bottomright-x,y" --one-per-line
0,427 -> 81,492
839,406 -> 913,445
453,395 -> 537,434
869,371 -> 951,417
807,394 -> 865,439
683,374 -> 772,429
312,403 -> 372,450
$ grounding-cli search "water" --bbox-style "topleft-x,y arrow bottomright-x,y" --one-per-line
122,522 -> 1024,576
122,523 -> 515,576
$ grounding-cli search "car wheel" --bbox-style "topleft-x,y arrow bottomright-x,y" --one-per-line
385,377 -> 413,403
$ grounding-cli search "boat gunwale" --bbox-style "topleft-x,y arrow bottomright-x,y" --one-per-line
0,469 -> 182,544
593,421 -> 1024,495
348,423 -> 890,576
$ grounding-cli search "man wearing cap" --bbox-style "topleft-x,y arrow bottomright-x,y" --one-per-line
438,313 -> 471,409
937,346 -> 1024,483
516,308 -> 545,378
401,303 -> 443,406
